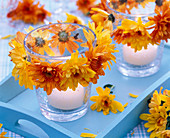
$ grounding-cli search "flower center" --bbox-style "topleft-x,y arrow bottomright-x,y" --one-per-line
23,55 -> 31,62
35,37 -> 45,47
23,56 -> 27,60
104,100 -> 109,107
137,31 -> 142,36
102,96 -> 110,107
23,6 -> 30,12
155,0 -> 163,6
111,2 -> 118,9
90,58 -> 102,72
43,67 -> 54,78
45,72 -> 53,78
119,0 -> 127,5
58,31 -> 69,42
74,72 -> 80,78
108,14 -> 115,23
136,0 -> 144,3
84,0 -> 87,5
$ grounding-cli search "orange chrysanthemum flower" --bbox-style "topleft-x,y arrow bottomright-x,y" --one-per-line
9,31 -> 34,90
65,13 -> 84,25
25,27 -> 55,56
7,0 -> 51,24
90,87 -> 124,115
28,61 -> 63,95
109,0 -> 155,14
82,22 -> 117,83
113,17 -> 153,52
90,0 -> 108,13
90,8 -> 114,31
49,24 -> 83,55
155,0 -> 168,12
109,0 -> 137,14
60,50 -> 96,91
148,1 -> 170,43
76,0 -> 96,14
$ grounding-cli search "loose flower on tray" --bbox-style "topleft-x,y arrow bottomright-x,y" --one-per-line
90,87 -> 125,115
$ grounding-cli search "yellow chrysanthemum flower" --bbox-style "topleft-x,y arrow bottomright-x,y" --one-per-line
9,32 -> 34,90
88,22 -> 112,46
28,61 -> 63,95
0,124 -> 7,138
60,50 -> 96,91
140,106 -> 168,138
149,87 -> 170,111
65,13 -> 84,25
90,87 -> 124,115
9,31 -> 26,49
113,17 -> 153,52
81,22 -> 118,83
149,87 -> 163,109
90,8 -> 114,31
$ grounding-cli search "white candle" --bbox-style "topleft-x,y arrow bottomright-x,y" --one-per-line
47,84 -> 85,110
123,44 -> 158,66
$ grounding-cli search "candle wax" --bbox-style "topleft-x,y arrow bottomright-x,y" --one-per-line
123,44 -> 158,66
47,84 -> 85,110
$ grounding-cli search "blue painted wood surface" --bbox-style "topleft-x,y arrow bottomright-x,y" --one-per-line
0,73 -> 25,102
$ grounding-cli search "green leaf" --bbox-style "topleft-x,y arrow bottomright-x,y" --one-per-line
103,84 -> 115,94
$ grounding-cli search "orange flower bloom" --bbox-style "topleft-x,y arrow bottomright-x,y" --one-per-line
9,31 -> 34,90
113,17 -> 153,52
155,0 -> 168,12
90,8 -> 115,31
60,50 -> 96,91
109,0 -> 137,14
90,0 -> 108,13
28,61 -> 63,95
109,0 -> 155,14
7,0 -> 51,24
65,13 -> 84,25
148,1 -> 170,43
49,24 -> 83,55
76,0 -> 96,14
83,22 -> 117,83
25,27 -> 55,56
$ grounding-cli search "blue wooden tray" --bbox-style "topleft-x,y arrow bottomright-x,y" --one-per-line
0,46 -> 169,138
